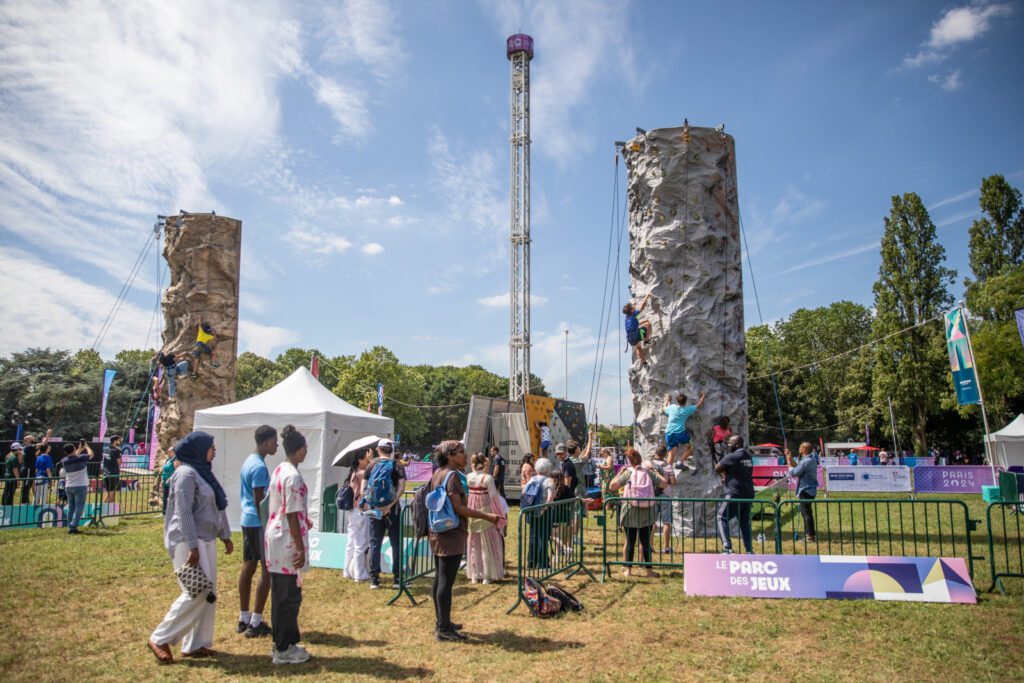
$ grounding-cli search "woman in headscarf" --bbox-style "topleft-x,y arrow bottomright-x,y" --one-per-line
148,431 -> 233,663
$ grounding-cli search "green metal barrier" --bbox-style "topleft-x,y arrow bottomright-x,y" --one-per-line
388,502 -> 434,606
508,497 -> 595,614
601,496 -> 779,579
986,502 -> 1024,594
0,474 -> 159,528
321,483 -> 338,532
96,472 -> 162,521
776,498 -> 980,579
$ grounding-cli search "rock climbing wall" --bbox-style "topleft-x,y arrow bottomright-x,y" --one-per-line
158,212 -> 241,450
623,124 -> 748,535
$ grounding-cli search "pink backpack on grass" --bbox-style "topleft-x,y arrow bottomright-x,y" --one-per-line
625,466 -> 654,507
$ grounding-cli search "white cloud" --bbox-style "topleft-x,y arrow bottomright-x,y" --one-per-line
286,228 -> 352,254
238,319 -> 300,358
361,242 -> 384,255
0,0 -> 302,283
483,0 -> 638,162
901,2 -> 1013,84
928,68 -> 964,91
746,186 -> 826,255
388,195 -> 404,206
319,0 -> 406,82
928,2 -> 1013,48
477,292 -> 548,307
0,247 -> 153,358
936,208 -> 980,228
312,74 -> 372,139
928,186 -> 978,210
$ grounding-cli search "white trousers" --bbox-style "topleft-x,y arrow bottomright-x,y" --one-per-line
344,511 -> 371,581
151,540 -> 218,652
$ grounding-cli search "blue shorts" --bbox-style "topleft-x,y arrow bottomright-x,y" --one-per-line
540,440 -> 551,450
657,498 -> 673,525
665,431 -> 691,449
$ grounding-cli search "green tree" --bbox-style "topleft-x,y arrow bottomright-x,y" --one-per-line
596,423 -> 632,448
273,347 -> 345,390
967,174 -> 1024,282
235,351 -> 285,400
334,346 -> 428,447
872,193 -> 955,454
965,264 -> 1024,425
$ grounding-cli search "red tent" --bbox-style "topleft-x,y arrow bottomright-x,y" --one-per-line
755,442 -> 782,448
855,445 -> 881,451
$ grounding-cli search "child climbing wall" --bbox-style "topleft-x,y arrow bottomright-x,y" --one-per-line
622,122 -> 748,536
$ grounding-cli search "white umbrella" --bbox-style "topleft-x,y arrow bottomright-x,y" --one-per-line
331,434 -> 383,467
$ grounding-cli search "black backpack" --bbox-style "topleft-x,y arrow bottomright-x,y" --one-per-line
545,583 -> 584,613
411,481 -> 432,538
336,471 -> 355,511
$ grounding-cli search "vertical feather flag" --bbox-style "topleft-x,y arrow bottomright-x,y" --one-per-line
377,383 -> 384,416
98,369 -> 117,442
310,353 -> 319,379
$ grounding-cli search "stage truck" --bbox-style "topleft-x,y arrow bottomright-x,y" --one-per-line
462,394 -> 589,500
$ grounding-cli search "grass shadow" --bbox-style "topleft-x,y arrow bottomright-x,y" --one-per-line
589,582 -> 636,615
180,652 -> 430,678
302,631 -> 386,648
474,630 -> 584,653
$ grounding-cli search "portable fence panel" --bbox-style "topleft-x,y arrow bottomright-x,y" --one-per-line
508,498 -> 595,614
986,501 -> 1024,594
601,497 -> 779,579
388,503 -> 435,606
0,476 -> 131,529
776,498 -> 978,580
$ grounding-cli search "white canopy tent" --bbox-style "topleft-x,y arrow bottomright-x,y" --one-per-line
194,367 -> 394,531
986,414 -> 1024,469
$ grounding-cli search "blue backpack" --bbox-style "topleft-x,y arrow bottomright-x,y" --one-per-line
426,471 -> 459,533
624,313 -> 639,334
363,459 -> 396,509
520,476 -> 544,509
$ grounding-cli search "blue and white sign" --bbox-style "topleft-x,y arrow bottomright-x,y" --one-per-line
826,466 -> 912,493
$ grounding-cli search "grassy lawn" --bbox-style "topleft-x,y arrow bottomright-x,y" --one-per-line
1,498 -> 1022,682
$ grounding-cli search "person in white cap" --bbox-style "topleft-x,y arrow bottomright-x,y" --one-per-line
365,438 -> 405,590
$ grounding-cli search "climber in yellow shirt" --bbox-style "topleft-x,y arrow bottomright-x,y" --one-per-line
191,321 -> 220,376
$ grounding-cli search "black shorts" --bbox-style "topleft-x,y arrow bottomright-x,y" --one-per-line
243,526 -> 264,562
103,475 -> 120,492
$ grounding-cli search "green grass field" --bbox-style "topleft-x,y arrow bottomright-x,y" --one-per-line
0,496 -> 1022,682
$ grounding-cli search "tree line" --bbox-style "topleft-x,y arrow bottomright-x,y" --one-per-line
747,174 -> 1023,454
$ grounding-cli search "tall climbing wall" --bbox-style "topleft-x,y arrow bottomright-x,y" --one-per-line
623,123 -> 748,534
158,212 -> 242,450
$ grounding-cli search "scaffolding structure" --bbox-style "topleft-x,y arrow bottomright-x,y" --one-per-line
507,33 -> 533,401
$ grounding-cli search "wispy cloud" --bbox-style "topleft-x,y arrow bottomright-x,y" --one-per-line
319,0 -> 406,82
361,242 -> 384,255
483,0 -> 638,162
477,292 -> 548,307
929,68 -> 964,91
746,186 -> 826,255
776,240 -> 878,276
928,186 -> 978,210
287,228 -> 353,254
936,208 -> 980,228
901,1 -> 1014,89
311,74 -> 372,139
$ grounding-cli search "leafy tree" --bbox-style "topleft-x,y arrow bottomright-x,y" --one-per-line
965,264 -> 1024,425
273,347 -> 345,390
235,351 -> 285,400
872,193 -> 955,454
595,423 -> 632,448
967,174 -> 1024,282
334,346 -> 428,447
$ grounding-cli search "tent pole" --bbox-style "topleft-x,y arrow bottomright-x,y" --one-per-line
959,303 -> 998,478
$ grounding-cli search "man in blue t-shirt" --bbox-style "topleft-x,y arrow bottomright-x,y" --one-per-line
663,391 -> 705,463
237,425 -> 278,638
33,443 -> 55,504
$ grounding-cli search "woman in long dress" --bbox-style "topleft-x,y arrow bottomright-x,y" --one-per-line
465,453 -> 506,583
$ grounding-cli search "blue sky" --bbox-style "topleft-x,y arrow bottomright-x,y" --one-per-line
1,0 -> 1022,423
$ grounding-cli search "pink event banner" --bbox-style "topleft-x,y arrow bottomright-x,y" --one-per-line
404,461 -> 433,482
684,553 -> 976,604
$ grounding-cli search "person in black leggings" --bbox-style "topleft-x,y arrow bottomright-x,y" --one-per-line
429,441 -> 500,642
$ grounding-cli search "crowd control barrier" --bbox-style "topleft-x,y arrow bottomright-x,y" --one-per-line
600,496 -> 778,579
508,497 -> 595,614
0,473 -> 163,529
775,497 -> 980,579
986,502 -> 1024,594
388,502 -> 435,606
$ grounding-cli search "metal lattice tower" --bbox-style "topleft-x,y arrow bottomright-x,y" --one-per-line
507,33 -> 533,401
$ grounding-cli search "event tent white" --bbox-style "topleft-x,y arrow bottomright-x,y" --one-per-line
194,367 -> 394,531
986,414 -> 1024,469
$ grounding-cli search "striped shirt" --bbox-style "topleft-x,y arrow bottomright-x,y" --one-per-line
164,465 -> 230,551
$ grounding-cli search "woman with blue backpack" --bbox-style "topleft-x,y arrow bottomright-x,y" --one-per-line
428,440 -> 500,642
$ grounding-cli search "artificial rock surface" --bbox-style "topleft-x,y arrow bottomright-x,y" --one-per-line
158,212 -> 241,450
624,124 -> 749,534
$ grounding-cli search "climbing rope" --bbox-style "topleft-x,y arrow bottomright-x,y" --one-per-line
738,206 -> 787,446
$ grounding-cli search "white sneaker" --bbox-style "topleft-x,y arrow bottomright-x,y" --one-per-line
272,644 -> 311,665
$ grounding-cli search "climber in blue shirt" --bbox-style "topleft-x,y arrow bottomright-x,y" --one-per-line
623,293 -> 654,366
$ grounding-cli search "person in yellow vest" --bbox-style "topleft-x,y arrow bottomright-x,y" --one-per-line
191,321 -> 220,377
